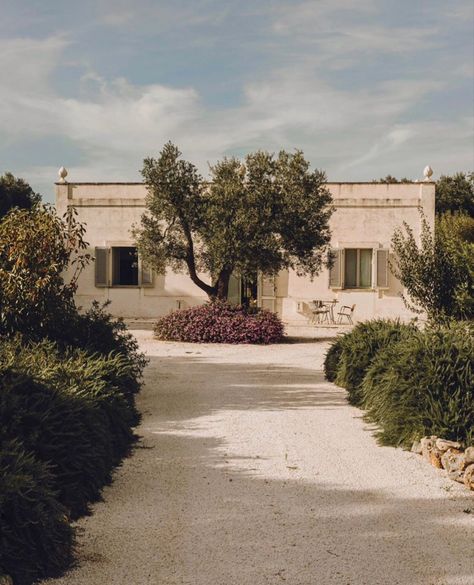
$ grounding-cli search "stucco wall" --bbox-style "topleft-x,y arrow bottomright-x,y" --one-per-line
56,180 -> 435,322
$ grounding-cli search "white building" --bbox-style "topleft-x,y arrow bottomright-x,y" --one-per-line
56,169 -> 435,326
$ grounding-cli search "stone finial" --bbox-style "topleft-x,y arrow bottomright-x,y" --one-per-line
58,166 -> 68,183
423,165 -> 433,181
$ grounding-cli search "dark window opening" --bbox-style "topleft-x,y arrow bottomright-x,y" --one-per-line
112,247 -> 138,286
344,248 -> 372,288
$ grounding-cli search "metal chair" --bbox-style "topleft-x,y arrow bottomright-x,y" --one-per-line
337,304 -> 355,325
310,301 -> 330,324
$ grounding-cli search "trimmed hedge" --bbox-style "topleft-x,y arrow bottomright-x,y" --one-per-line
0,369 -> 115,518
323,336 -> 344,382
0,340 -> 140,518
324,319 -> 473,448
154,301 -> 284,344
0,441 -> 73,585
334,319 -> 416,405
362,322 -> 474,447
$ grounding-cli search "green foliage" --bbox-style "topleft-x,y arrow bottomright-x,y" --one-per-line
335,320 -> 416,406
0,339 -> 140,518
0,205 -> 91,340
391,212 -> 474,321
0,441 -> 73,585
436,172 -> 474,216
373,175 -> 411,183
135,142 -> 333,299
0,172 -> 41,220
61,301 -> 147,402
362,322 -> 474,447
323,336 -> 344,382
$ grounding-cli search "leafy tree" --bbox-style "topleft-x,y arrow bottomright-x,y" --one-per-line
435,172 -> 474,216
0,205 -> 91,339
0,172 -> 41,219
391,212 -> 474,321
373,175 -> 411,183
135,142 -> 333,300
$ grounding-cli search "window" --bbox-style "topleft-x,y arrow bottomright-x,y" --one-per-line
328,247 -> 389,290
344,248 -> 372,288
112,247 -> 138,286
94,246 -> 153,288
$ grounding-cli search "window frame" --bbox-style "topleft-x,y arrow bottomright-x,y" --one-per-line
344,248 -> 373,289
94,243 -> 154,289
111,246 -> 139,287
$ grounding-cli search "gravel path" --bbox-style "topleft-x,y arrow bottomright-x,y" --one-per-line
44,331 -> 473,585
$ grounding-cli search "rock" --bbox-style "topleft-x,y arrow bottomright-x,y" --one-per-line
411,440 -> 422,454
464,464 -> 474,491
465,447 -> 474,465
0,576 -> 13,585
435,438 -> 462,452
441,449 -> 466,476
430,449 -> 443,469
448,469 -> 465,483
421,436 -> 437,462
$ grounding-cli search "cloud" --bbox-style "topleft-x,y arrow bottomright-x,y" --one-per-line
1,23 -> 472,200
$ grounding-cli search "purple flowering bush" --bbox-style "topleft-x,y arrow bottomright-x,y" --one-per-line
154,301 -> 284,344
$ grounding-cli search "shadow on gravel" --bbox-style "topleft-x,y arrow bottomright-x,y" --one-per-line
42,353 -> 473,585
65,429 -> 473,585
141,356 -> 347,424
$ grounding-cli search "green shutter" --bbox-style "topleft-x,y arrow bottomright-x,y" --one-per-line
329,249 -> 343,289
376,249 -> 389,289
95,247 -> 109,287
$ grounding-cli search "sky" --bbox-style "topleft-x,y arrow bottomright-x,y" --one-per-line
1,0 -> 473,203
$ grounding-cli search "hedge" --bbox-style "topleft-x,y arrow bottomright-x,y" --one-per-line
324,319 -> 474,448
0,441 -> 73,585
362,322 -> 474,447
154,301 -> 284,344
334,319 -> 416,405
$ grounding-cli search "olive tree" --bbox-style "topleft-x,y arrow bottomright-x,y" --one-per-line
391,212 -> 474,321
0,172 -> 41,220
135,142 -> 333,300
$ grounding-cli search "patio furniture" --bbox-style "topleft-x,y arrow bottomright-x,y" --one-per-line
321,299 -> 338,324
337,304 -> 355,325
309,301 -> 330,324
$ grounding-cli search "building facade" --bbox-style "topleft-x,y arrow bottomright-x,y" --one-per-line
56,176 -> 435,325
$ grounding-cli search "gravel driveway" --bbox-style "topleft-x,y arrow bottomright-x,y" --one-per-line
44,331 -> 473,585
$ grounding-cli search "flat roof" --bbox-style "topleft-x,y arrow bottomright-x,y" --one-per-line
56,181 -> 435,186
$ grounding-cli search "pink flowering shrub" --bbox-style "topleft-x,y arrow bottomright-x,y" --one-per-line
154,301 -> 284,344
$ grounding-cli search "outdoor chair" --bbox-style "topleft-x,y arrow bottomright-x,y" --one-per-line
337,304 -> 355,325
310,301 -> 330,324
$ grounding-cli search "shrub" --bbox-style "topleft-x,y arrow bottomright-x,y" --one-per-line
62,301 -> 147,396
0,206 -> 90,341
0,441 -> 73,585
362,322 -> 474,447
323,336 -> 345,382
391,211 -> 474,322
0,369 -> 112,517
0,338 -> 140,451
335,320 -> 416,406
154,301 -> 284,344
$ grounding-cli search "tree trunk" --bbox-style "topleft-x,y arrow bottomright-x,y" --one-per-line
214,268 -> 232,301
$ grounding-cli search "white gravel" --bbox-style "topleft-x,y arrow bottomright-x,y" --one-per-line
43,331 -> 474,585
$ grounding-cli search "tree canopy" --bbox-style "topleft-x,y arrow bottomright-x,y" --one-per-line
391,212 -> 474,322
0,205 -> 91,338
373,175 -> 411,183
0,172 -> 41,220
435,172 -> 474,216
135,142 -> 333,300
